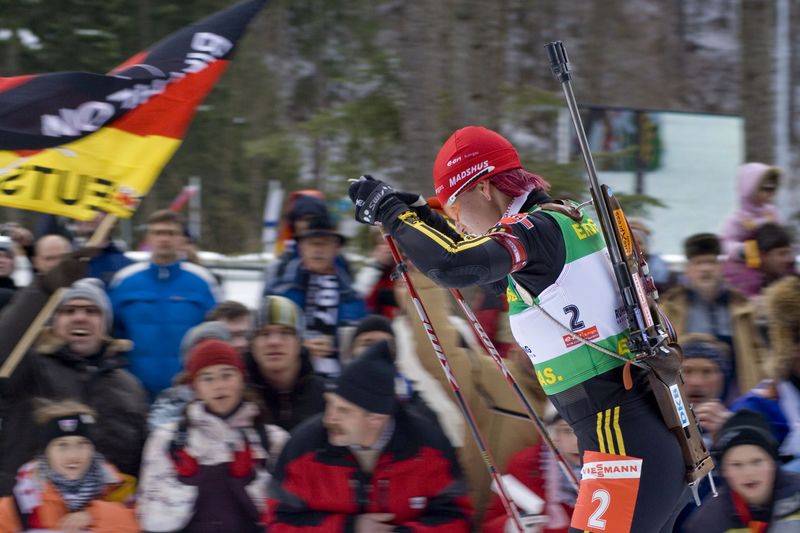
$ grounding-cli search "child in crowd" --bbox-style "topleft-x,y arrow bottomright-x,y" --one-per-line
720,162 -> 782,262
137,339 -> 288,533
684,409 -> 800,532
0,400 -> 138,533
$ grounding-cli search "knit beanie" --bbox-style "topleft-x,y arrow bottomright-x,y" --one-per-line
40,413 -> 96,448
433,126 -> 522,207
352,315 -> 394,342
186,339 -> 246,383
714,409 -> 779,461
180,321 -> 232,362
327,340 -> 397,414
682,335 -> 731,377
258,295 -> 305,333
59,278 -> 113,331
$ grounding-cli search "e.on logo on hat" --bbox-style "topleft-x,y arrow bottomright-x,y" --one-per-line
433,126 -> 522,207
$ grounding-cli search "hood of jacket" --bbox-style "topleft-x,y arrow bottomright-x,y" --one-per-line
736,162 -> 779,209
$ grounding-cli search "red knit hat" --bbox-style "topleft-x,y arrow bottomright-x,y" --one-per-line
433,126 -> 522,207
186,339 -> 246,382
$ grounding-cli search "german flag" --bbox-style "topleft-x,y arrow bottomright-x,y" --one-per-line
0,0 -> 266,220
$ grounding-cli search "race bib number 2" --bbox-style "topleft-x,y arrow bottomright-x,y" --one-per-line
570,451 -> 643,533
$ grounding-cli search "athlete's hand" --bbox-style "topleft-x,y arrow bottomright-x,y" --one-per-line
348,175 -> 395,225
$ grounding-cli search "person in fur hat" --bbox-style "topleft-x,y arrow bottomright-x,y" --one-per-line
137,339 -> 288,533
0,400 -> 138,533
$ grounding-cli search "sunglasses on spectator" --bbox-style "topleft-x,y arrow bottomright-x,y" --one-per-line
57,304 -> 102,316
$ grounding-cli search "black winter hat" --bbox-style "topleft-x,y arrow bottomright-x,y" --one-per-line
295,214 -> 346,244
714,409 -> 780,461
684,233 -> 721,259
327,340 -> 396,414
353,315 -> 395,342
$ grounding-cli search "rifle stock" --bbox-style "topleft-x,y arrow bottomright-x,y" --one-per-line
602,183 -> 714,485
546,40 -> 716,504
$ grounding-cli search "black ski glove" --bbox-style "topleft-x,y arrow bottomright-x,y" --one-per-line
348,175 -> 396,225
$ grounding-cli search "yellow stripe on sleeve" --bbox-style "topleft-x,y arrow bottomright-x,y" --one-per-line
398,211 -> 492,253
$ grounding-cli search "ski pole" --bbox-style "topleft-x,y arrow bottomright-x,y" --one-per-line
448,286 -> 580,491
380,230 -> 525,533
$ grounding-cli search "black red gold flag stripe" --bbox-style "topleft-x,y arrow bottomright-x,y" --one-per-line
0,0 -> 266,220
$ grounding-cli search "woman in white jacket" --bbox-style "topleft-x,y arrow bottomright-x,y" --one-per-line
137,339 -> 288,533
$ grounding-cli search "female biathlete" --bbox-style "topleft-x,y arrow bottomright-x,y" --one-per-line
348,126 -> 686,533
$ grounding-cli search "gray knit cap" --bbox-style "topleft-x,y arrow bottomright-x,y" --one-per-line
59,278 -> 113,331
180,320 -> 232,362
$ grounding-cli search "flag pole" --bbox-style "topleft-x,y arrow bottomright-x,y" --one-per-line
0,214 -> 117,379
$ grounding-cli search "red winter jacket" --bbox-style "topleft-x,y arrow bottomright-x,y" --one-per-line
265,407 -> 472,532
482,443 -> 575,533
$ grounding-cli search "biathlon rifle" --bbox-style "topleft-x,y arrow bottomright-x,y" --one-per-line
544,41 -> 716,505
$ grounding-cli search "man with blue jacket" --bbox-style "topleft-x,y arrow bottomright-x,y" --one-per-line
110,210 -> 219,399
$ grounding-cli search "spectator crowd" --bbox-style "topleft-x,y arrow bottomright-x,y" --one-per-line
0,160 -> 798,532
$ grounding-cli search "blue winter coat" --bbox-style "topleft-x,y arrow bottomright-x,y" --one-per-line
109,261 -> 219,398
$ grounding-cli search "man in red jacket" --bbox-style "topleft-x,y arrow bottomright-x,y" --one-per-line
265,340 -> 472,532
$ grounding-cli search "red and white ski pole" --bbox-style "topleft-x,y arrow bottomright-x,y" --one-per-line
381,231 -> 525,533
448,286 -> 580,491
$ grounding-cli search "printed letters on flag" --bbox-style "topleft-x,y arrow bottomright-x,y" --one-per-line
0,0 -> 266,220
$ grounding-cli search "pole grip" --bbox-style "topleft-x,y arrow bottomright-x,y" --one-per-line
545,41 -> 571,82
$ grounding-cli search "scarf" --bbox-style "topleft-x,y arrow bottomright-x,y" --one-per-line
38,453 -> 106,512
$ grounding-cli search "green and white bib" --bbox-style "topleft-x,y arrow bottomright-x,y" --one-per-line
507,209 -> 632,395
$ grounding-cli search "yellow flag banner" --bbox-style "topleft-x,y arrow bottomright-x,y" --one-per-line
0,0 -> 266,220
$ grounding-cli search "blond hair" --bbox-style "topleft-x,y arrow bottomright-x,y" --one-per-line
34,399 -> 96,426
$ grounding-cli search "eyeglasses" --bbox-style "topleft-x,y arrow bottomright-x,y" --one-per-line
57,305 -> 101,316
